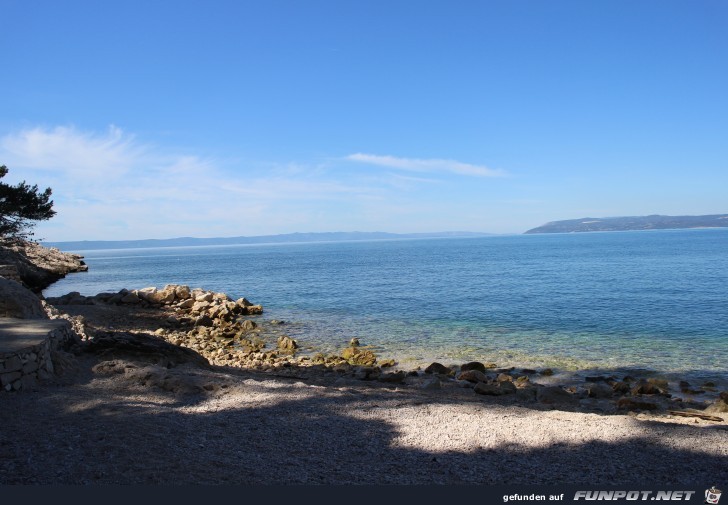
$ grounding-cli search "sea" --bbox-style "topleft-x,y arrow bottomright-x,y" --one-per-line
43,228 -> 728,386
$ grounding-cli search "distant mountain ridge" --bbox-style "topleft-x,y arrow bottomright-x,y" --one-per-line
43,231 -> 492,251
525,214 -> 728,234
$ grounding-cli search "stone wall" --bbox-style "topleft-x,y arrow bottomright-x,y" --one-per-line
0,321 -> 75,392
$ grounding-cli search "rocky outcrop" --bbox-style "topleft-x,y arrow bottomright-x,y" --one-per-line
0,278 -> 48,319
0,240 -> 87,292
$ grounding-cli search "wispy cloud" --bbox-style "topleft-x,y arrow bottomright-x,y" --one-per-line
345,153 -> 506,178
1,125 -> 144,178
0,125 -> 390,240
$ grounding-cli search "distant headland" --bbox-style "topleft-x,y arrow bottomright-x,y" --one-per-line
525,214 -> 728,234
43,231 -> 493,251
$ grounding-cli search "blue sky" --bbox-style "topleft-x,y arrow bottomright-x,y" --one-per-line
1,0 -> 726,241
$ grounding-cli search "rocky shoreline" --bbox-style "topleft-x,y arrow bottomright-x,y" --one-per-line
0,240 -> 87,292
2,245 -> 727,485
45,284 -> 727,422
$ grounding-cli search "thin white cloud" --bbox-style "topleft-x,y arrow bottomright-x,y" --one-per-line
0,125 -> 389,240
1,125 -> 144,178
346,153 -> 506,178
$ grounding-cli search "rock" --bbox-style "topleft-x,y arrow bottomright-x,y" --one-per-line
174,285 -> 191,300
515,376 -> 530,387
617,398 -> 659,411
499,381 -> 517,394
587,382 -> 614,399
647,378 -> 669,389
150,286 -> 176,304
474,381 -> 516,396
353,367 -> 377,380
458,369 -> 488,383
378,359 -> 396,368
192,301 -> 211,313
631,381 -> 665,396
496,373 -> 513,383
196,292 -> 214,303
277,335 -> 298,351
119,292 -> 141,304
236,297 -> 252,307
342,347 -> 377,366
611,381 -> 631,394
240,320 -> 257,332
424,362 -> 451,374
194,315 -> 214,327
421,377 -> 441,390
378,371 -> 406,383
704,398 -> 728,414
0,277 -> 47,318
349,338 -> 360,347
460,361 -> 487,373
516,387 -> 538,401
536,386 -> 578,405
136,287 -> 158,302
177,299 -> 195,309
540,368 -> 554,376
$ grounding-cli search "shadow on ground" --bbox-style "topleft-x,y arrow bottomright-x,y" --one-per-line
1,336 -> 726,485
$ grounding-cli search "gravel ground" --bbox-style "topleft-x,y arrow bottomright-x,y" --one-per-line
1,349 -> 726,485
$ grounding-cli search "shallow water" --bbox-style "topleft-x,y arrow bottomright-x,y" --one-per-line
45,229 -> 728,384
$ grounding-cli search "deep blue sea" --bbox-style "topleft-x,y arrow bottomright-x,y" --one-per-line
44,229 -> 728,384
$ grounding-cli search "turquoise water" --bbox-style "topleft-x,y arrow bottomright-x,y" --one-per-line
44,229 -> 728,383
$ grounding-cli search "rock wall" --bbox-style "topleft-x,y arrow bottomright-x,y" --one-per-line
0,321 -> 76,392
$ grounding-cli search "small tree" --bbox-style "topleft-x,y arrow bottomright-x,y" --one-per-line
0,165 -> 55,242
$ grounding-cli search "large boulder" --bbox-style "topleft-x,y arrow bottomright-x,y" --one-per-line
0,277 -> 48,319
